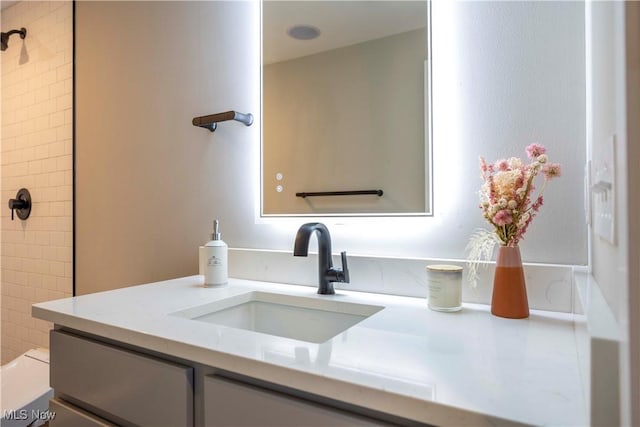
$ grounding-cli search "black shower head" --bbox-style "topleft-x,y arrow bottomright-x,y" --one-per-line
0,27 -> 27,52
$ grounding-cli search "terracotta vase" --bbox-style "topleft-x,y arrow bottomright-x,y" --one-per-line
491,245 -> 529,319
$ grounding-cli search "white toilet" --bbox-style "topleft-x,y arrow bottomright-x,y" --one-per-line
0,348 -> 53,427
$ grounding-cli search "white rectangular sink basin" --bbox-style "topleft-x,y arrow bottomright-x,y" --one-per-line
170,291 -> 384,343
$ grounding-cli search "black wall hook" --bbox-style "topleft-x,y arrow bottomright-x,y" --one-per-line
8,188 -> 31,220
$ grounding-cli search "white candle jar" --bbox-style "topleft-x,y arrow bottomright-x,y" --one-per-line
426,265 -> 463,312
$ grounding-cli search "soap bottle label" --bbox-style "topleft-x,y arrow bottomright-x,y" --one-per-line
204,245 -> 228,287
207,255 -> 222,267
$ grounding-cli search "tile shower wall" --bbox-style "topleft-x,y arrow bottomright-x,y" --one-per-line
1,1 -> 72,363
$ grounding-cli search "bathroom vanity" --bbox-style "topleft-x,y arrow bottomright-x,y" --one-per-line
33,276 -> 586,426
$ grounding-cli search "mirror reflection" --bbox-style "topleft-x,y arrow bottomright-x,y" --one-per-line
262,1 -> 432,216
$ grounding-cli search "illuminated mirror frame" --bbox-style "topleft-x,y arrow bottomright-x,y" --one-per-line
259,0 -> 433,218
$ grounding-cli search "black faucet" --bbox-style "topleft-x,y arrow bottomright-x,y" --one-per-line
293,223 -> 350,295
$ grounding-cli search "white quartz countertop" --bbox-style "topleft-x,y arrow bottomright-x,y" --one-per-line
33,276 -> 586,426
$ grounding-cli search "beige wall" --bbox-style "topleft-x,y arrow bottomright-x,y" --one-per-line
263,28 -> 427,215
75,1 -> 259,295
76,1 -> 587,300
1,1 -> 73,363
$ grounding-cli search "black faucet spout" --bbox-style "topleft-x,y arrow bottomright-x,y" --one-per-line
293,223 -> 349,295
294,222 -> 332,260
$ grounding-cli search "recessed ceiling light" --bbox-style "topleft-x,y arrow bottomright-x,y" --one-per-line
287,25 -> 320,41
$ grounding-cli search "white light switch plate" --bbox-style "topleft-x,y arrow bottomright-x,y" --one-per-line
585,160 -> 591,226
592,135 -> 616,245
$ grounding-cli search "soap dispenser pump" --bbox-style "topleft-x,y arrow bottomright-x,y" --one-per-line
200,219 -> 228,287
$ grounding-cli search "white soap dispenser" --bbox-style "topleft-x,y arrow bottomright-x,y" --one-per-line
201,219 -> 228,287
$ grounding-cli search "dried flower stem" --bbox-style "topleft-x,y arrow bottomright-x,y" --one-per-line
465,229 -> 499,287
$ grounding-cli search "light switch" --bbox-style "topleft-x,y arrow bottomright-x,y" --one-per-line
592,134 -> 616,244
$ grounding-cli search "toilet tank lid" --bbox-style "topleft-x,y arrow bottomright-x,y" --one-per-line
25,348 -> 49,364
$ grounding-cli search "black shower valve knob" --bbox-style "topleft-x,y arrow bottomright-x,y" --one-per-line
8,198 -> 27,220
8,198 -> 27,209
8,188 -> 31,221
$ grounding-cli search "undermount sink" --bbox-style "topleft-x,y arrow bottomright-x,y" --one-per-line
170,291 -> 384,343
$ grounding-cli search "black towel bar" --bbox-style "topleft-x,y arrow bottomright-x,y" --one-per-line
296,190 -> 383,198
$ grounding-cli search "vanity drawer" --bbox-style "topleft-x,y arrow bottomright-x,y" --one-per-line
203,374 -> 389,426
50,330 -> 193,427
50,398 -> 117,427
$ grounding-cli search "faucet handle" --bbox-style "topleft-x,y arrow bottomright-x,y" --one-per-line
339,251 -> 350,283
8,188 -> 31,221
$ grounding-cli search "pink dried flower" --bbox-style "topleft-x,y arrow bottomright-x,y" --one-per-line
526,143 -> 547,159
495,159 -> 510,171
476,144 -> 560,246
542,163 -> 562,179
532,196 -> 544,212
488,175 -> 497,203
515,169 -> 525,189
493,209 -> 513,226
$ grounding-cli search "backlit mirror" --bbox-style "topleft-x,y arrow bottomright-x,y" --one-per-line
262,0 -> 432,216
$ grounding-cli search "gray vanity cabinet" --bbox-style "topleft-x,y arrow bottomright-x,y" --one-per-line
50,330 -> 194,426
48,329 -> 406,427
49,398 -> 118,426
203,375 -> 388,426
